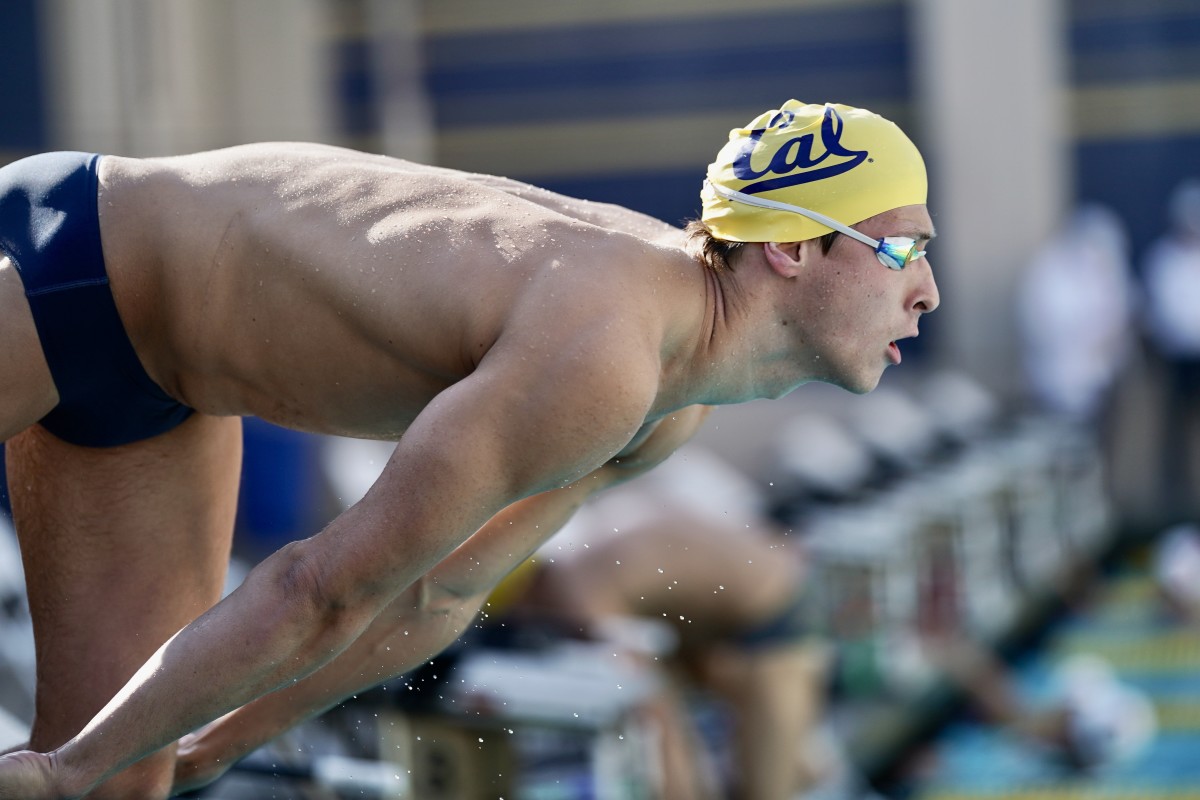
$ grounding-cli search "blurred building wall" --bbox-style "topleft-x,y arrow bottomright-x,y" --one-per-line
333,0 -> 435,161
1070,0 -> 1200,263
0,1 -> 48,164
418,0 -> 919,248
40,0 -> 336,155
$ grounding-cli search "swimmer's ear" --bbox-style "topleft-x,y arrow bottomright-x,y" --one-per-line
762,241 -> 805,278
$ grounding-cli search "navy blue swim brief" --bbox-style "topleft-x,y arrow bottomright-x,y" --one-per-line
0,151 -> 194,447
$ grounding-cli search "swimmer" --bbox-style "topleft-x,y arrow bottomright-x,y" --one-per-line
498,495 -> 834,800
0,100 -> 937,799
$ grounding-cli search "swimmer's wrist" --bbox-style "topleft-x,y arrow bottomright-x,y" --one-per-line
44,746 -> 96,800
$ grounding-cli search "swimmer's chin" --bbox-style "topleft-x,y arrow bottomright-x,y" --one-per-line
754,366 -> 885,400
806,372 -> 884,396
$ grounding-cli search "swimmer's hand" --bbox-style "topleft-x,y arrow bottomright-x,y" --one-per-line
0,749 -> 76,799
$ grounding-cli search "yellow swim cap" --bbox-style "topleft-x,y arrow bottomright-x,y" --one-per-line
701,100 -> 927,243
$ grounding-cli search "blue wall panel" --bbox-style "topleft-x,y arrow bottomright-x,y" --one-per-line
1069,1 -> 1200,259
423,1 -> 914,227
1076,134 -> 1200,269
0,0 -> 47,152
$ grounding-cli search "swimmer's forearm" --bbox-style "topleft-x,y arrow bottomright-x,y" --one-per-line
182,479 -> 624,782
177,481 -> 615,781
176,478 -> 624,786
51,542 -> 379,796
176,479 -> 629,792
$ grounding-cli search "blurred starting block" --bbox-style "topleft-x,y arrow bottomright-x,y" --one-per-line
804,504 -> 933,695
377,636 -> 663,800
880,457 -> 1022,643
802,406 -> 1114,701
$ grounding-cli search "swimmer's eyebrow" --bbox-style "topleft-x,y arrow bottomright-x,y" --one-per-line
899,228 -> 936,243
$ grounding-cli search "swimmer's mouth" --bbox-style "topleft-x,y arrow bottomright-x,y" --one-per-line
887,331 -> 918,366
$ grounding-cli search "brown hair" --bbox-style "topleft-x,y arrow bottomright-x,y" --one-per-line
683,220 -> 839,273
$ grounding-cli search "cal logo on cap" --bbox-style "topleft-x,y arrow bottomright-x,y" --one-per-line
702,100 -> 927,243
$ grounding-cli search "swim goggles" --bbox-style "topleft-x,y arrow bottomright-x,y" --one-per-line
706,181 -> 927,270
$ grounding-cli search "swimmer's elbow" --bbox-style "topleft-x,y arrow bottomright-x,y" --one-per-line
278,544 -> 341,615
274,543 -> 377,641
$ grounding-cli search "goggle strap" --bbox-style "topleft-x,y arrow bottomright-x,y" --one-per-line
706,181 -> 883,251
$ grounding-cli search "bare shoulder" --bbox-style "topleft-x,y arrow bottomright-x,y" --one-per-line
484,234 -> 681,405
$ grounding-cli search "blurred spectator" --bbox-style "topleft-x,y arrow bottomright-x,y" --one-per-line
1153,522 -> 1200,626
1142,179 -> 1200,521
496,490 -> 837,800
1015,205 -> 1137,427
923,637 -> 1156,773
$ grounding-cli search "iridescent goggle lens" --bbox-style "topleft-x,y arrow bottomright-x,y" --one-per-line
875,237 -> 926,270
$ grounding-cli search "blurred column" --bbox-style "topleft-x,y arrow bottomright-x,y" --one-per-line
323,0 -> 435,160
221,1 -> 333,146
38,0 -> 127,154
911,0 -> 1070,397
40,0 -> 334,155
365,0 -> 435,162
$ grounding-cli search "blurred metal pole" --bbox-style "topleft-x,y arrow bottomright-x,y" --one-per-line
39,0 -> 129,153
911,0 -> 1071,398
221,0 -> 334,146
364,0 -> 435,162
41,0 -> 335,155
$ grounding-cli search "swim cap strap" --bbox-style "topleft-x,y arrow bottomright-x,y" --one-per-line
705,180 -> 882,251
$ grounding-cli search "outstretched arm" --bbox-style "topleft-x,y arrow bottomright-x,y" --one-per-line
171,477 -> 610,795
173,405 -> 713,794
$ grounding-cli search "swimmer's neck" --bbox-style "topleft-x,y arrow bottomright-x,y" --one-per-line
660,246 -> 819,408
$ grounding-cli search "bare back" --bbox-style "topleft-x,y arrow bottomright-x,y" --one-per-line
97,143 -> 696,440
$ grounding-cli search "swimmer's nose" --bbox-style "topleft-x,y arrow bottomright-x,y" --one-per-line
912,256 -> 939,314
